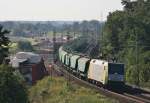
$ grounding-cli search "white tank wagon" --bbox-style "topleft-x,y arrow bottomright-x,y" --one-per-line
65,53 -> 73,66
58,47 -> 63,61
60,50 -> 67,64
77,57 -> 90,77
70,55 -> 80,72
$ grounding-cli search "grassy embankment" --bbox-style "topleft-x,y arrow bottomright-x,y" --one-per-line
9,37 -> 39,54
29,77 -> 119,103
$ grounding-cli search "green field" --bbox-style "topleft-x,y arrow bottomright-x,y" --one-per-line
29,77 -> 119,103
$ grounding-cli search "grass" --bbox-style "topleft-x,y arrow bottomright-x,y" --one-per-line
9,37 -> 38,54
9,42 -> 18,54
10,42 -> 18,48
26,38 -> 40,45
139,82 -> 150,90
10,36 -> 39,46
29,77 -> 119,103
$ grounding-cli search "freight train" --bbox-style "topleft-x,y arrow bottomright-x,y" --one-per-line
58,46 -> 125,87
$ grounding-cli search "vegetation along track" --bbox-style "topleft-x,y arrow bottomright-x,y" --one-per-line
52,62 -> 150,103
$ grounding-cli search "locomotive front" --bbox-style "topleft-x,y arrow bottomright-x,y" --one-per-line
108,63 -> 125,86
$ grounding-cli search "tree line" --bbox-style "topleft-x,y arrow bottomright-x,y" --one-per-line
0,20 -> 102,37
101,0 -> 150,86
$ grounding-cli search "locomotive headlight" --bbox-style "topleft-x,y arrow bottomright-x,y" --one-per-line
108,74 -> 124,81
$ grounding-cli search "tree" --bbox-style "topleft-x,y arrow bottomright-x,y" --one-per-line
101,11 -> 126,60
0,25 -> 10,64
102,0 -> 150,86
72,22 -> 80,37
0,65 -> 28,103
18,41 -> 34,52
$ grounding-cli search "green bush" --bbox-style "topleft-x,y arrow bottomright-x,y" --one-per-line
0,65 -> 28,103
18,40 -> 34,52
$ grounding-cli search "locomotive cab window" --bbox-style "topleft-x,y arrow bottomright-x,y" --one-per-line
108,63 -> 124,75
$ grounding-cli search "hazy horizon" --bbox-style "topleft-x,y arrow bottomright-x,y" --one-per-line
0,0 -> 123,21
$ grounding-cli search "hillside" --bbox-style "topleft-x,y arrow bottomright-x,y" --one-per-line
29,77 -> 119,103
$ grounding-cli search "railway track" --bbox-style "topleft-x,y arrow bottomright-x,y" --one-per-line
53,62 -> 150,103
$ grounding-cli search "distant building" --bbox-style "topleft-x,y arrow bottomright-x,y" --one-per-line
11,52 -> 47,85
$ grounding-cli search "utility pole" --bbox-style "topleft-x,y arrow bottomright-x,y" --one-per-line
100,12 -> 104,58
132,26 -> 139,86
61,33 -> 63,44
53,29 -> 56,63
134,27 -> 139,86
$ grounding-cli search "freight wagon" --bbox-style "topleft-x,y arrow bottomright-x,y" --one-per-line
58,47 -> 125,87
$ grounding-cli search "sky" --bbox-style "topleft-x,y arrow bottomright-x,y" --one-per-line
0,0 -> 123,21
